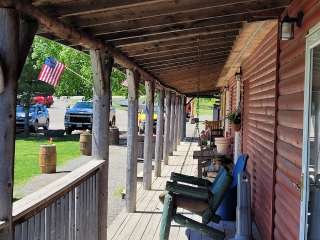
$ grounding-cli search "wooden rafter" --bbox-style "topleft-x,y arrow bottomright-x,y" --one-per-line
1,0 -> 292,94
124,39 -> 235,57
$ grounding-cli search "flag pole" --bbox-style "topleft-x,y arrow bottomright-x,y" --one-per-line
64,65 -> 90,83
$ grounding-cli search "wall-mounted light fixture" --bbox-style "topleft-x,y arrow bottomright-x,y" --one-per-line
281,11 -> 304,41
235,67 -> 242,81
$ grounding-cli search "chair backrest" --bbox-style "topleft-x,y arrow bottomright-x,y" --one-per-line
231,154 -> 249,188
209,167 -> 233,211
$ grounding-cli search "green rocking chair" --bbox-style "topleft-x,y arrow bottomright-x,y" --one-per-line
159,167 -> 233,240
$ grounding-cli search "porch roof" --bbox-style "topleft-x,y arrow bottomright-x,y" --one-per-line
9,0 -> 291,94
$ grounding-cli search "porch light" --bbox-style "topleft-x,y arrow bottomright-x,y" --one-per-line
281,11 -> 304,41
235,68 -> 242,81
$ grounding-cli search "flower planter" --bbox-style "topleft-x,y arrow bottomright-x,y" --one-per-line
215,137 -> 231,155
232,123 -> 241,132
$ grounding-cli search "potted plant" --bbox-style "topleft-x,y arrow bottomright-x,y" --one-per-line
227,111 -> 241,131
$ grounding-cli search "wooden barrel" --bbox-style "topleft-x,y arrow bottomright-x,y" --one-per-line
109,127 -> 119,145
39,144 -> 57,174
80,132 -> 92,156
215,137 -> 230,155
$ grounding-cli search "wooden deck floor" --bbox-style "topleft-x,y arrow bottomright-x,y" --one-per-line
107,142 -> 236,240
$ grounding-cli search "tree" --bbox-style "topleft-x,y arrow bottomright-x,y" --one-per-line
19,36 -> 130,100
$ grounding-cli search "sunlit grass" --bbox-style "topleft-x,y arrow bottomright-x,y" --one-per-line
14,135 -> 80,186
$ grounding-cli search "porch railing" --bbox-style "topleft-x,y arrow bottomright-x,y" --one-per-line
0,160 -> 105,239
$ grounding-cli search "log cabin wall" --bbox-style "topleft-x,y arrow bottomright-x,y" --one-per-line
274,0 -> 320,239
241,26 -> 278,240
240,0 -> 320,239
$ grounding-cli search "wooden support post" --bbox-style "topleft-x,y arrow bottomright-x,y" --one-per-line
224,89 -> 230,137
163,90 -> 171,165
173,96 -> 179,151
177,96 -> 182,145
90,50 -> 114,240
17,17 -> 38,76
169,93 -> 176,155
126,69 -> 139,213
182,96 -> 187,140
126,69 -> 140,213
143,80 -> 155,190
155,88 -> 164,177
0,8 -> 19,240
234,76 -> 242,164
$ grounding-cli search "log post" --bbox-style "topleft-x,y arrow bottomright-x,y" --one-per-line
126,69 -> 140,212
182,96 -> 187,140
17,17 -> 38,76
177,96 -> 182,145
143,80 -> 155,190
169,92 -> 176,155
234,75 -> 242,164
224,89 -> 231,137
90,50 -> 114,240
173,96 -> 179,151
0,8 -> 31,240
163,90 -> 171,165
155,88 -> 164,177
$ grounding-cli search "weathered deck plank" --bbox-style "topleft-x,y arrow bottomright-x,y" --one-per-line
107,142 -> 198,240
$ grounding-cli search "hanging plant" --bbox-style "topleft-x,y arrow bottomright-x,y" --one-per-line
227,111 -> 241,131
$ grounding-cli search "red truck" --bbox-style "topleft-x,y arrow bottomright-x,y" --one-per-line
32,95 -> 54,107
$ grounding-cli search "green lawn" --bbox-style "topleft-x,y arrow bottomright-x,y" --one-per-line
14,135 -> 80,186
197,98 -> 216,116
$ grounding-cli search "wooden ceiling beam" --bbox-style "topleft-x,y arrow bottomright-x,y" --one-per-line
66,0 -> 290,27
150,61 -> 224,72
153,63 -> 224,74
79,7 -> 283,38
146,58 -> 227,71
112,26 -> 241,48
49,0 -> 253,18
119,32 -> 239,51
160,76 -> 219,83
123,39 -> 235,57
156,69 -> 220,79
142,55 -> 228,69
137,51 -> 230,66
134,46 -> 232,61
37,0 -> 173,17
85,14 -> 244,38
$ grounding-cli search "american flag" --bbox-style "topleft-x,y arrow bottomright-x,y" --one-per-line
38,57 -> 65,87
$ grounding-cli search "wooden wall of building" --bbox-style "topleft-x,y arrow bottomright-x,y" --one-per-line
274,0 -> 320,239
242,26 -> 278,240
240,0 -> 320,239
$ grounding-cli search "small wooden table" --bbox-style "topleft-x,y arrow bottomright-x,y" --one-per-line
193,149 -> 216,177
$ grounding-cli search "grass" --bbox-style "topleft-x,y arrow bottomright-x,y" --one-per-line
14,134 -> 80,186
196,98 -> 217,116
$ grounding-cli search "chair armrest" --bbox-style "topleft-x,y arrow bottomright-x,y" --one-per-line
170,172 -> 211,187
173,214 -> 225,240
165,181 -> 209,200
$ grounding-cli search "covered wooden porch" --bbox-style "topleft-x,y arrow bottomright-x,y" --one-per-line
0,1 -> 298,240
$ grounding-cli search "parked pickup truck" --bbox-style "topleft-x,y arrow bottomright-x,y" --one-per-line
64,101 -> 116,135
16,104 -> 50,132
